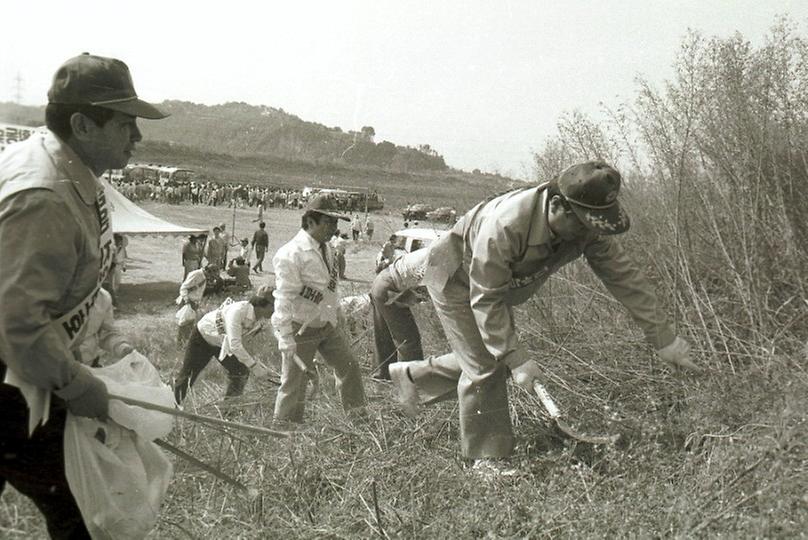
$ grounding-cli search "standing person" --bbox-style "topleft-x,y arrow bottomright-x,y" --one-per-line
0,53 -> 167,538
204,226 -> 227,269
351,213 -> 362,241
390,161 -> 698,476
173,288 -> 273,403
364,215 -> 375,241
182,234 -> 204,279
251,221 -> 269,273
370,247 -> 428,380
330,230 -> 348,279
271,195 -> 366,424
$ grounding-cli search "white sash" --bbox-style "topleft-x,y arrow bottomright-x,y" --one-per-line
5,186 -> 114,434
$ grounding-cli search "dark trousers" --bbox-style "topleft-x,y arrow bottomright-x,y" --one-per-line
0,365 -> 90,539
253,246 -> 266,271
173,327 -> 250,403
370,269 -> 424,379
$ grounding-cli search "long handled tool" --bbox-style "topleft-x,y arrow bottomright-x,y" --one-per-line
533,381 -> 619,445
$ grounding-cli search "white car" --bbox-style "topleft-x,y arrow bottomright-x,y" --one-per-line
375,227 -> 442,271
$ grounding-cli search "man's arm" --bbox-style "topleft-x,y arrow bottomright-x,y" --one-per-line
270,250 -> 302,354
0,191 -> 91,394
222,303 -> 255,366
584,236 -> 675,350
467,219 -> 528,368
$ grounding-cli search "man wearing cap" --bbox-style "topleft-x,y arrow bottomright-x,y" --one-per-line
271,195 -> 366,424
0,53 -> 167,537
388,160 -> 697,476
205,226 -> 227,270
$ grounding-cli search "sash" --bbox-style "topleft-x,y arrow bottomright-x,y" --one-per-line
4,186 -> 114,434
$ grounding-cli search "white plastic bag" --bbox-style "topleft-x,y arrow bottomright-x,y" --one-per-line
175,304 -> 196,326
64,351 -> 175,539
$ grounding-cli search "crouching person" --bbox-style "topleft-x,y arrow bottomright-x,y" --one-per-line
78,288 -> 133,367
272,195 -> 366,424
173,286 -> 274,403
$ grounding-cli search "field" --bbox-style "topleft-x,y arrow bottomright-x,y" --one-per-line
2,201 -> 807,539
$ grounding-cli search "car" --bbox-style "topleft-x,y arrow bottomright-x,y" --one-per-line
426,206 -> 457,223
375,227 -> 442,272
402,203 -> 434,221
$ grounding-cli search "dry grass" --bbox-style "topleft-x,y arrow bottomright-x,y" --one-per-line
2,202 -> 807,539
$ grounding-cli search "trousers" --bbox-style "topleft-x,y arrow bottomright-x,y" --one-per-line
173,326 -> 250,403
0,367 -> 90,539
273,323 -> 366,422
370,268 -> 424,379
423,275 -> 515,459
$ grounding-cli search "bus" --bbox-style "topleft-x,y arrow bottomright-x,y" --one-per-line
302,185 -> 384,211
123,164 -> 195,185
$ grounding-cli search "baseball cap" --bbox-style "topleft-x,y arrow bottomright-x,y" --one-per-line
48,53 -> 168,119
557,161 -> 630,235
306,195 -> 350,221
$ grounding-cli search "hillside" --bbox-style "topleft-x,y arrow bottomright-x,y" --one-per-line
0,101 -> 516,209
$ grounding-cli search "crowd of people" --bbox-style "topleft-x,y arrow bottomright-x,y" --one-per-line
113,179 -> 309,209
0,53 -> 700,537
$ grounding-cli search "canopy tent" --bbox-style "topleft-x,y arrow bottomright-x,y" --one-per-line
102,179 -> 208,237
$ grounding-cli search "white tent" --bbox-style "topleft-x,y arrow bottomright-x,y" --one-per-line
102,179 -> 208,237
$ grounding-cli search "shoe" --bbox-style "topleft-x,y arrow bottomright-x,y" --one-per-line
471,458 -> 518,479
389,362 -> 420,417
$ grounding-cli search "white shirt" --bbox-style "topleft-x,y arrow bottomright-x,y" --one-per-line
197,299 -> 259,366
388,247 -> 429,291
271,229 -> 340,349
77,288 -> 129,365
176,268 -> 206,305
330,235 -> 348,255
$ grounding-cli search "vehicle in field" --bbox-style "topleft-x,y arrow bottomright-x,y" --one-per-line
402,203 -> 434,221
426,206 -> 457,223
303,186 -> 384,211
375,227 -> 442,271
124,164 -> 195,185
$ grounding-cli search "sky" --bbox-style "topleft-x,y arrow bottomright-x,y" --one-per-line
2,1 -> 807,179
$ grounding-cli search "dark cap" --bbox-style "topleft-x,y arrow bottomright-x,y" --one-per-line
48,53 -> 168,120
306,195 -> 350,221
557,161 -> 630,235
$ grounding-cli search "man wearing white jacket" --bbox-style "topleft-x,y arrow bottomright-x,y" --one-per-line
77,288 -> 133,367
173,287 -> 273,403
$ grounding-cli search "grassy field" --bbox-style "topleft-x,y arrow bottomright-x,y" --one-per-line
2,202 -> 807,539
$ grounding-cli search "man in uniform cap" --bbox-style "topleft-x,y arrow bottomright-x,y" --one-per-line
0,53 -> 167,537
389,160 -> 697,477
271,195 -> 366,424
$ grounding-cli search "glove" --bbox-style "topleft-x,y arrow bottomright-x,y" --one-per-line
657,336 -> 700,372
252,361 -> 270,379
66,374 -> 109,419
510,359 -> 542,392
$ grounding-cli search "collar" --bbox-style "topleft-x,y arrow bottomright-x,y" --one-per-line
294,228 -> 323,251
42,130 -> 100,206
527,187 -> 555,247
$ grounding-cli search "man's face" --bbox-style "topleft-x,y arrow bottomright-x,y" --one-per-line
82,112 -> 142,174
547,196 -> 590,242
308,214 -> 339,243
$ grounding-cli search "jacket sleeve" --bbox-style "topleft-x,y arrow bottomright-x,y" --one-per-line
584,236 -> 675,350
270,249 -> 301,349
467,219 -> 528,368
0,190 -> 85,392
222,303 -> 255,366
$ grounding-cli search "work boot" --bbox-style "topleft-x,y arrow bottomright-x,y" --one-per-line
389,362 -> 419,417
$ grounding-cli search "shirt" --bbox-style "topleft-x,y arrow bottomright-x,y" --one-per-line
0,130 -> 105,397
252,228 -> 269,249
176,268 -> 206,305
271,229 -> 340,348
388,246 -> 429,292
205,236 -> 227,264
77,288 -> 129,366
424,184 -> 675,367
197,299 -> 259,366
330,235 -> 348,255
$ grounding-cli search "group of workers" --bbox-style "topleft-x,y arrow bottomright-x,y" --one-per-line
0,53 -> 698,538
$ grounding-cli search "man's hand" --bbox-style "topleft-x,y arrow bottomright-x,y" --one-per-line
658,336 -> 700,372
66,375 -> 109,420
510,359 -> 542,392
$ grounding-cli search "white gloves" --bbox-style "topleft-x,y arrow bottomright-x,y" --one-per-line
657,336 -> 700,372
510,359 -> 542,392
